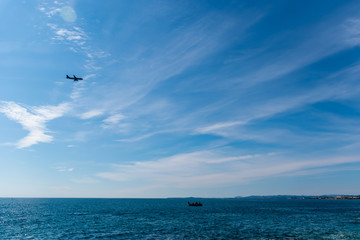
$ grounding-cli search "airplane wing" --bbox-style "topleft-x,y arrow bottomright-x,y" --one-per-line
73,75 -> 83,80
67,75 -> 83,81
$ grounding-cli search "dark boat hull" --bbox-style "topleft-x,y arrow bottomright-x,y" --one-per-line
188,202 -> 203,207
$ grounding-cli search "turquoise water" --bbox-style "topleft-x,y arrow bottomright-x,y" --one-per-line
0,198 -> 359,239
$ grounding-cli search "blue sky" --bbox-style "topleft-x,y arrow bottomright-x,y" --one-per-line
0,0 -> 360,197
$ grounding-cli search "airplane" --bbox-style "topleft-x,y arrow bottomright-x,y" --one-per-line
66,75 -> 83,81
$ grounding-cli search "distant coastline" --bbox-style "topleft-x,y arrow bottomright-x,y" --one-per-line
235,195 -> 360,200
296,195 -> 360,200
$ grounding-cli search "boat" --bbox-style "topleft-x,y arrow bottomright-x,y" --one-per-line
188,201 -> 203,207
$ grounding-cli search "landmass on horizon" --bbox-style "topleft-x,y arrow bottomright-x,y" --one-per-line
169,194 -> 360,200
235,195 -> 360,200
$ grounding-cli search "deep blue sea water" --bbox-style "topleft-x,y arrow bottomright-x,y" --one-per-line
0,198 -> 359,239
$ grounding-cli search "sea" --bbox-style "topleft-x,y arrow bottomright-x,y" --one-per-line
0,198 -> 359,239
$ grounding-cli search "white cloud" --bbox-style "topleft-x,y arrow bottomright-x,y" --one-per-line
83,60 -> 102,71
344,17 -> 360,46
0,101 -> 70,148
47,24 -> 87,44
195,121 -> 245,135
80,109 -> 103,119
97,150 -> 360,188
39,7 -> 60,18
70,81 -> 88,101
96,150 -> 259,182
84,74 -> 96,80
117,131 -> 166,142
56,167 -> 74,172
102,113 -> 126,128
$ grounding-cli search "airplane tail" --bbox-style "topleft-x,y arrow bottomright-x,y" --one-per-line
66,75 -> 70,79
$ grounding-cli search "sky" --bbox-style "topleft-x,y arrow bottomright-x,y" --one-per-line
0,0 -> 360,198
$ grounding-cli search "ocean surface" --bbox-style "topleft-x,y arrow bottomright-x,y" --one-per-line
0,198 -> 359,239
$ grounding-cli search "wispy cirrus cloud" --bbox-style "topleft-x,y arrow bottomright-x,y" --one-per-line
344,17 -> 360,46
81,3 -> 360,148
0,101 -> 70,148
41,3 -> 261,142
36,1 -> 360,155
80,109 -> 103,119
97,150 -> 360,189
40,0 -> 108,76
56,166 -> 74,172
96,150 -> 257,182
117,130 -> 168,143
102,113 -> 126,129
38,0 -> 109,114
195,121 -> 245,135
193,59 -> 360,141
67,10 -> 264,138
232,11 -> 360,88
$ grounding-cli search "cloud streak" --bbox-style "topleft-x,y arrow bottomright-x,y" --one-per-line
97,150 -> 360,189
56,166 -> 74,172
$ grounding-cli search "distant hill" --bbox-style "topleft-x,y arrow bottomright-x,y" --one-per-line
235,195 -> 304,199
235,195 -> 360,199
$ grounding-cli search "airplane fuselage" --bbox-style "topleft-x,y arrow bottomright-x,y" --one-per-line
66,75 -> 83,81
